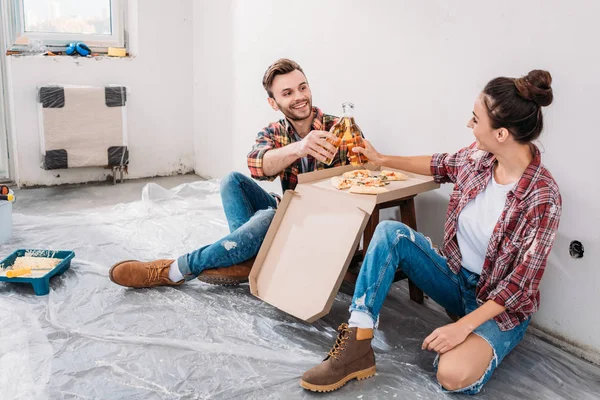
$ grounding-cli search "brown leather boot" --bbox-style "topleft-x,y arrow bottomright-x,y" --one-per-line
197,257 -> 255,286
301,323 -> 376,392
109,259 -> 183,288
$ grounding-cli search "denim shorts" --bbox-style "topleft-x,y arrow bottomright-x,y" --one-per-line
433,268 -> 530,395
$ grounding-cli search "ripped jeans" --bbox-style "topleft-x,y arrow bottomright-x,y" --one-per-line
350,221 -> 530,394
176,172 -> 277,279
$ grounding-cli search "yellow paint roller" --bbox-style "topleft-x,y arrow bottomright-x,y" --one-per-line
4,266 -> 56,277
6,267 -> 32,278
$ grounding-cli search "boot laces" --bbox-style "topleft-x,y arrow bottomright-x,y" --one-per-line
328,323 -> 352,360
147,263 -> 164,282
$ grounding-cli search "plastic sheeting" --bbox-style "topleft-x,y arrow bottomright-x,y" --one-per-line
1,180 -> 599,399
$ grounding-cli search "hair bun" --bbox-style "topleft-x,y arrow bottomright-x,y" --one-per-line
514,70 -> 553,107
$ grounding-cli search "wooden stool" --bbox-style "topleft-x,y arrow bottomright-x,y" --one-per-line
343,195 -> 424,304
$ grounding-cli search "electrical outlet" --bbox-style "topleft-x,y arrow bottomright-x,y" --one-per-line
569,241 -> 584,259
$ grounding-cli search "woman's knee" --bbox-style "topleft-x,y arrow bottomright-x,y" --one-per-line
436,364 -> 476,392
436,339 -> 492,392
371,221 -> 417,255
374,220 -> 411,240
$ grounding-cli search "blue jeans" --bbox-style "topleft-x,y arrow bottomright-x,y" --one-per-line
176,172 -> 277,279
350,221 -> 530,394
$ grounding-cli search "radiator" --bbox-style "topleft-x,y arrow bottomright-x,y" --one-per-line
37,85 -> 129,170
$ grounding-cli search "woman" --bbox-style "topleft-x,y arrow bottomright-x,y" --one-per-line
300,70 -> 561,395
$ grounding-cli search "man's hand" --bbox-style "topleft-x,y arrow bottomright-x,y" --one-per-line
296,130 -> 338,163
421,322 -> 473,354
352,139 -> 385,166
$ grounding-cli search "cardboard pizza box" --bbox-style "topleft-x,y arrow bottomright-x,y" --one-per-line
300,163 -> 440,204
249,164 -> 439,322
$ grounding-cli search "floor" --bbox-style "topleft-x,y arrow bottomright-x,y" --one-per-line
1,175 -> 599,399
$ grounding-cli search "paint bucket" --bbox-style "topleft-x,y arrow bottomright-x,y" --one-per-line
0,190 -> 13,244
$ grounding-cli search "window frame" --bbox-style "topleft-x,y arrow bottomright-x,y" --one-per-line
5,0 -> 126,52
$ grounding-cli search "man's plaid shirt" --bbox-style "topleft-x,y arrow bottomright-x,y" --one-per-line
431,143 -> 562,331
247,107 -> 350,191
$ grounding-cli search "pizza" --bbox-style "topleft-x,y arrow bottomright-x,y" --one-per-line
342,169 -> 371,179
331,176 -> 353,190
332,175 -> 390,193
379,170 -> 408,181
332,169 -> 408,195
354,177 -> 388,187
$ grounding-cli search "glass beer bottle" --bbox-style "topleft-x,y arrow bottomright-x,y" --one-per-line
325,102 -> 366,166
324,102 -> 365,165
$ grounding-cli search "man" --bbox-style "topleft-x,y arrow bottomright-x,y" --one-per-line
109,58 -> 352,289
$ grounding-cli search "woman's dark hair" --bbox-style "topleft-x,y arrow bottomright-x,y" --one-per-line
483,70 -> 553,143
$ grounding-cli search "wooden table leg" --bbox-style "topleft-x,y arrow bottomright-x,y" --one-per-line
344,206 -> 380,285
363,206 -> 380,254
400,197 -> 424,304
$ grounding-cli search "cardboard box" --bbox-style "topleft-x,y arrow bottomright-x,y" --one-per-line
249,164 -> 439,322
298,164 -> 440,204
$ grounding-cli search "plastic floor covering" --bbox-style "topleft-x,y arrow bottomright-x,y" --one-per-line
1,180 -> 599,399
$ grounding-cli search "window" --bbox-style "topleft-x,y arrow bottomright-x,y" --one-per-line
3,0 -> 125,52
0,74 -> 9,180
0,31 -> 10,180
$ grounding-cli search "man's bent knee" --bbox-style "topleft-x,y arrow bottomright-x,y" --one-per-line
220,171 -> 248,192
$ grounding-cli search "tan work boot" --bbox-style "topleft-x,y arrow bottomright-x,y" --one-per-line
301,323 -> 376,392
109,259 -> 183,288
197,257 -> 255,286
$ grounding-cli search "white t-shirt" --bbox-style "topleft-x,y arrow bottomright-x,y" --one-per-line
457,172 -> 516,275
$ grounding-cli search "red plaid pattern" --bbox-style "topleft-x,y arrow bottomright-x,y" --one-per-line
247,107 -> 349,191
431,143 -> 562,331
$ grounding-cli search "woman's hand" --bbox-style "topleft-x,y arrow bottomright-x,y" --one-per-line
352,139 -> 385,166
421,322 -> 473,354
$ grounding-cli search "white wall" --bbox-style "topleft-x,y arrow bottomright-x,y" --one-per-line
6,0 -> 194,187
198,0 -> 600,355
4,0 -> 598,356
193,0 -> 234,179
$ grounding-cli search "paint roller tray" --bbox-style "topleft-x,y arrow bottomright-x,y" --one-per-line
0,249 -> 75,295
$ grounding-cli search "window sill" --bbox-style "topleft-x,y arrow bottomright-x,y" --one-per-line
6,51 -> 134,60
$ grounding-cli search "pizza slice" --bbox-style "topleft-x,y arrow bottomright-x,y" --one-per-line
354,177 -> 389,187
342,169 -> 372,180
331,176 -> 353,190
379,170 -> 409,181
